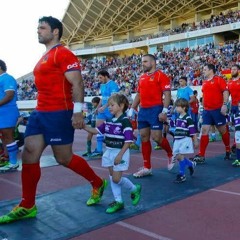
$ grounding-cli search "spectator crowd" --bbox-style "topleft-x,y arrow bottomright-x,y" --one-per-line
16,9 -> 240,100
130,9 -> 240,41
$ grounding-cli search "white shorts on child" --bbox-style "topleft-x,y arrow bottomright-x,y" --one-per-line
173,137 -> 194,156
102,147 -> 130,171
235,131 -> 240,144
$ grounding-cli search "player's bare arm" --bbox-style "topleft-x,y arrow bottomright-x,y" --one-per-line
0,90 -> 14,106
65,70 -> 85,129
159,90 -> 171,122
221,90 -> 230,116
131,93 -> 140,110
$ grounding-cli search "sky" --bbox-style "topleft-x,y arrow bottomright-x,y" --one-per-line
0,0 -> 70,79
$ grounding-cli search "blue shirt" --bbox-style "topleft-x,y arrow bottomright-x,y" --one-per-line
0,72 -> 18,109
177,86 -> 193,102
100,80 -> 119,106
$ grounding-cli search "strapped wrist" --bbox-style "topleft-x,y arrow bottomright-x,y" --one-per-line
162,107 -> 168,114
73,102 -> 83,113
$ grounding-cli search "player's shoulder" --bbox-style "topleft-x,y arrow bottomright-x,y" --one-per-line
55,45 -> 75,56
214,75 -> 225,82
1,73 -> 17,83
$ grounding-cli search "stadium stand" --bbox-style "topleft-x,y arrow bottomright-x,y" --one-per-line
16,0 -> 240,101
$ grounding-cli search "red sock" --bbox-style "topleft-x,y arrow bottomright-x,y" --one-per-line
67,154 -> 102,189
160,137 -> 173,158
222,131 -> 230,152
142,141 -> 152,169
20,163 -> 41,208
199,135 -> 209,156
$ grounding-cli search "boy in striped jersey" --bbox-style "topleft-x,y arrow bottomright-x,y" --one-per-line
231,101 -> 240,167
173,98 -> 198,183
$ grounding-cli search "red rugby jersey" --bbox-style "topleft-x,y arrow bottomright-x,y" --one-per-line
202,75 -> 228,110
137,70 -> 171,108
227,78 -> 240,106
34,44 -> 81,111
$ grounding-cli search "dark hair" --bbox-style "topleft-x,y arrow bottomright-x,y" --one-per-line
0,60 -> 7,72
92,96 -> 100,104
39,16 -> 63,40
97,69 -> 110,78
142,54 -> 156,62
231,64 -> 240,70
179,76 -> 187,82
108,93 -> 129,112
193,90 -> 198,95
205,63 -> 216,74
175,98 -> 189,112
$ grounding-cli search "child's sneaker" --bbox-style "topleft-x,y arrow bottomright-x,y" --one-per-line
224,152 -> 231,161
174,174 -> 186,183
0,158 -> 9,167
86,179 -> 107,206
106,201 -> 124,214
192,154 -> 205,164
89,150 -> 103,158
0,162 -> 19,172
131,184 -> 141,206
188,161 -> 197,176
154,145 -> 162,150
232,159 -> 240,167
82,151 -> 91,157
129,143 -> 140,150
133,167 -> 152,178
209,137 -> 216,142
0,205 -> 37,224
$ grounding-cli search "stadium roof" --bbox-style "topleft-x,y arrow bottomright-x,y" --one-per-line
61,0 -> 238,46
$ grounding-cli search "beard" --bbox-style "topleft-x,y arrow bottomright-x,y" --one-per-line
143,66 -> 152,73
231,73 -> 239,78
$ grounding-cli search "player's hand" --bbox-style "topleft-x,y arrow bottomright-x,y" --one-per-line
114,155 -> 122,165
127,108 -> 136,118
98,106 -> 105,113
72,112 -> 85,129
159,112 -> 167,122
221,104 -> 228,116
127,108 -> 134,118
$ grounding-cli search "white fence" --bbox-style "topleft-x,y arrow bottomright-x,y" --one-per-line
17,86 -> 202,111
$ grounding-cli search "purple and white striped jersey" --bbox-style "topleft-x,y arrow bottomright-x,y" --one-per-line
97,113 -> 134,149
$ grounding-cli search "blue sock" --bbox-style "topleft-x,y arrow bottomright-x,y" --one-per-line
136,133 -> 141,147
179,159 -> 187,175
6,142 -> 18,165
96,134 -> 104,152
184,158 -> 193,167
237,149 -> 240,160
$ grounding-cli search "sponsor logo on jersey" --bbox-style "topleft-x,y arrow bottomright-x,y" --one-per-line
114,126 -> 121,135
67,62 -> 79,69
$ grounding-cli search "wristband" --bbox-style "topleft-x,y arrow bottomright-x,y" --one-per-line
73,102 -> 83,113
162,107 -> 168,114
